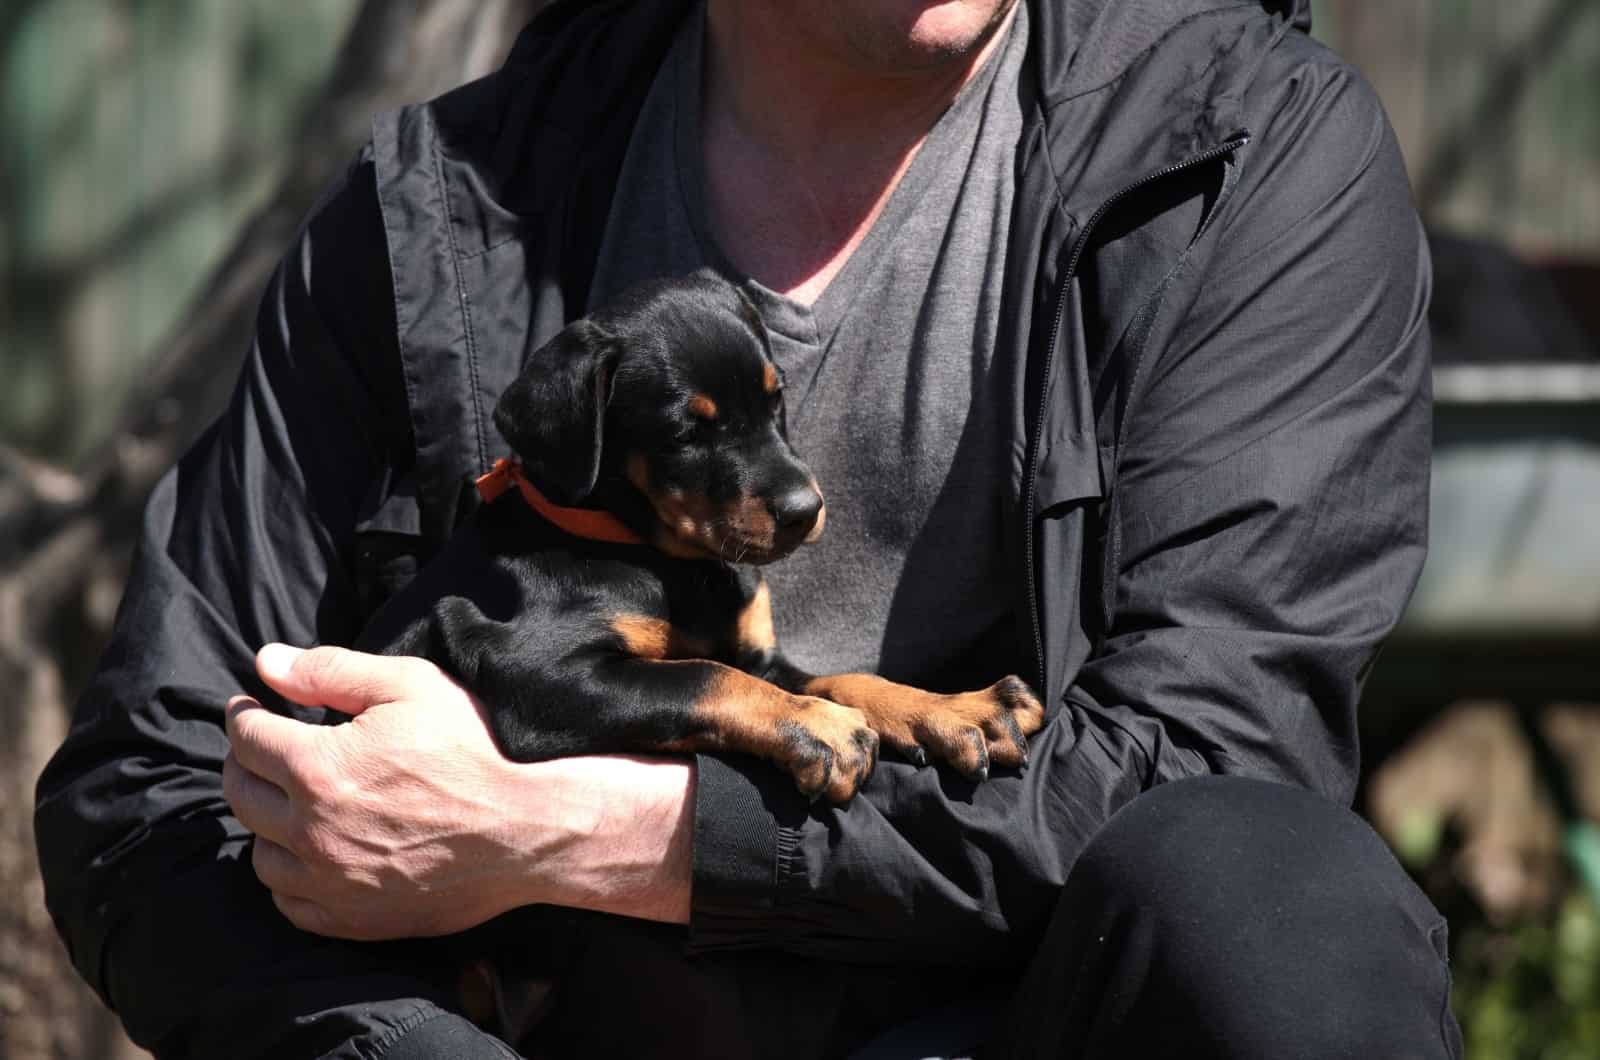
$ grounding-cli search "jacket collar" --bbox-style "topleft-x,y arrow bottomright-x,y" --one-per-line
377,0 -> 1292,538
490,0 -> 1292,243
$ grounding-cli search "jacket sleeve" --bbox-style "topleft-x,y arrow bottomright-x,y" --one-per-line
687,52 -> 1431,967
32,157 -> 499,1058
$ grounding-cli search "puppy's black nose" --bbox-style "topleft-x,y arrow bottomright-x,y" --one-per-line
772,486 -> 823,534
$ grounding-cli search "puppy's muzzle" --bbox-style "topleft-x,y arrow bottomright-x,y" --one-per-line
770,482 -> 826,553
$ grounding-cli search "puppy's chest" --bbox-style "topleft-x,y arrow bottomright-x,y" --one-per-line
500,541 -> 756,665
478,497 -> 762,665
613,557 -> 759,664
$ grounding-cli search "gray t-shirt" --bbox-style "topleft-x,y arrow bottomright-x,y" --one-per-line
590,5 -> 1028,690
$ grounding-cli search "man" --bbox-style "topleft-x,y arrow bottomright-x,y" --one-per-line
35,0 -> 1460,1056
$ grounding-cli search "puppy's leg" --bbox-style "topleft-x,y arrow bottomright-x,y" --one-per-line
578,656 -> 881,804
413,594 -> 874,800
733,576 -> 1044,780
421,600 -> 875,802
781,668 -> 1045,781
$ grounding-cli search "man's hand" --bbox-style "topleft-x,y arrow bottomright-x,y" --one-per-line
223,643 -> 694,941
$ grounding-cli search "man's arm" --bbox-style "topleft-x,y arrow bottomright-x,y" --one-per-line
84,36 -> 1428,1016
684,50 -> 1431,965
213,46 -> 1430,974
29,155 -> 513,1057
223,643 -> 695,937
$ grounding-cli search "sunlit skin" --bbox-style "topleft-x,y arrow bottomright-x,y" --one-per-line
224,0 -> 1021,941
703,0 -> 1019,301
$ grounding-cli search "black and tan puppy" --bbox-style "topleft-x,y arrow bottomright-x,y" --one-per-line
355,271 -> 1044,803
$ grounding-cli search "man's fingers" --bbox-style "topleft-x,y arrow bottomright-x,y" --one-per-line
257,643 -> 437,717
226,696 -> 317,792
251,836 -> 315,899
222,747 -> 294,843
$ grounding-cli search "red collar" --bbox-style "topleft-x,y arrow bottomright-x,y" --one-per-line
475,457 -> 645,546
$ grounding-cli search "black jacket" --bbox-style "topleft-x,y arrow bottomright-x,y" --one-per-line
35,0 -> 1430,1056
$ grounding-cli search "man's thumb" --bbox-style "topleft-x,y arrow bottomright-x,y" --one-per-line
257,643 -> 430,717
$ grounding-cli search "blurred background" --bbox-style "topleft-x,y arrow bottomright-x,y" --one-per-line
1,0 -> 1596,1056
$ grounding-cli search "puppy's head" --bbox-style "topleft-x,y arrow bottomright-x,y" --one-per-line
494,272 -> 824,563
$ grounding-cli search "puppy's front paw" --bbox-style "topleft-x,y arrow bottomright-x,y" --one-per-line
883,676 -> 1046,780
977,675 -> 1047,768
777,699 -> 880,803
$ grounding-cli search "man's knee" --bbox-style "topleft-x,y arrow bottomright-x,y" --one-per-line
1049,775 -> 1460,1056
1071,774 -> 1439,933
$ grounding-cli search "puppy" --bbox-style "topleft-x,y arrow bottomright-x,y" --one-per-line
355,271 -> 1045,803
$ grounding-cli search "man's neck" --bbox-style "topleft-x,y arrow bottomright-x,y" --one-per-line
701,1 -> 1017,303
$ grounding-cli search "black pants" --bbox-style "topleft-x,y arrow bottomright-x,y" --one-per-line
382,777 -> 1464,1059
999,775 -> 1462,1058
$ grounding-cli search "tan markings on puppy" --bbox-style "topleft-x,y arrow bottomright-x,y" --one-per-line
736,581 -> 776,657
801,673 -> 1047,778
763,362 -> 779,394
729,494 -> 777,550
688,394 -> 719,420
610,615 -> 710,660
661,663 -> 877,802
627,450 -> 716,557
624,451 -> 653,496
627,450 -> 784,559
804,476 -> 827,543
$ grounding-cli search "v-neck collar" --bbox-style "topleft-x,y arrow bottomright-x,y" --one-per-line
671,2 -> 1027,347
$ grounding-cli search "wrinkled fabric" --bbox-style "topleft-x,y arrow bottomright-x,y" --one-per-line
995,777 -> 1461,1059
34,0 -> 1431,1056
589,1 -> 1029,688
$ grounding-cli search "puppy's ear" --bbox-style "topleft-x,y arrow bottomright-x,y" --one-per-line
494,319 -> 617,503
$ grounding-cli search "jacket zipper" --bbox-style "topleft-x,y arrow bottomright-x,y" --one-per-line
1022,133 -> 1251,688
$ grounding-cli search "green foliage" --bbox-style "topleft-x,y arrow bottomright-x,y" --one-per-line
1451,893 -> 1600,1059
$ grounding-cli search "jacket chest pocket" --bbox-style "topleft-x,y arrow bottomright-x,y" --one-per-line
1028,281 -> 1112,701
1035,277 -> 1109,517
1032,426 -> 1110,703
